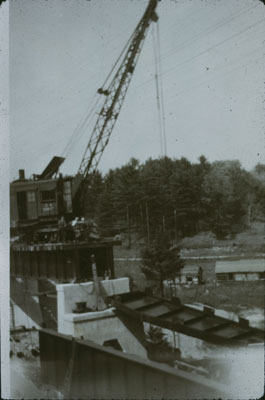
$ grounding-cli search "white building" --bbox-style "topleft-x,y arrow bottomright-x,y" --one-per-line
174,265 -> 203,285
215,259 -> 265,281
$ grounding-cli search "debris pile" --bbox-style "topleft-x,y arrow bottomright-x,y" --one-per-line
10,331 -> 40,360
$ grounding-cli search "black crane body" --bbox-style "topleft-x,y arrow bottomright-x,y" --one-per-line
10,1 -> 158,243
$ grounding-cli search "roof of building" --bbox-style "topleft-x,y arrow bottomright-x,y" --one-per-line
181,265 -> 201,275
215,259 -> 265,274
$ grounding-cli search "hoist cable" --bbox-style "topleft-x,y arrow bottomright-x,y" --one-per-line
152,26 -> 164,157
156,21 -> 167,157
160,3 -> 258,62
61,28 -> 137,160
61,92 -> 99,158
101,27 -> 137,90
133,16 -> 264,94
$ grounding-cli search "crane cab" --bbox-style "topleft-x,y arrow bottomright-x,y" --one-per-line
10,157 -> 82,238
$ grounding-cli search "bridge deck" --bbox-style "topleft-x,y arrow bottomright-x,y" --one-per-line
110,291 -> 264,345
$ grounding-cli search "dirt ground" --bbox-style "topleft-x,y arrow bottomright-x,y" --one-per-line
179,221 -> 265,255
114,221 -> 265,257
165,281 -> 265,324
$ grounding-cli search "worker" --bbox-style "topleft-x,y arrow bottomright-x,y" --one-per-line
80,217 -> 86,230
79,217 -> 86,240
71,217 -> 79,227
65,221 -> 75,242
104,270 -> 109,280
58,216 -> 66,242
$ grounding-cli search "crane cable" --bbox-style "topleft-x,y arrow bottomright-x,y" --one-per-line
134,16 -> 264,95
152,22 -> 167,157
61,92 -> 99,158
61,27 -> 137,160
152,25 -> 164,157
60,3 -> 255,160
157,21 -> 167,157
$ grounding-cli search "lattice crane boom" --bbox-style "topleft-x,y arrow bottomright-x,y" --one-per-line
78,0 -> 158,186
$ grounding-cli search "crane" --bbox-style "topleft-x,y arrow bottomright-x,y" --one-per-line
10,0 -> 158,241
75,0 -> 158,210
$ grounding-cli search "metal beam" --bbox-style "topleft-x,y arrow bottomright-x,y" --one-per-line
155,308 -> 186,319
134,300 -> 165,311
183,314 -> 209,325
204,322 -> 231,332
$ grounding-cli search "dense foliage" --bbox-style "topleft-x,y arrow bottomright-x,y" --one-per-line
84,157 -> 265,240
141,232 -> 185,296
146,325 -> 171,348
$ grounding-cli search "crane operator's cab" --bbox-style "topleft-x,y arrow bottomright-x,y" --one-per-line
10,157 -> 82,241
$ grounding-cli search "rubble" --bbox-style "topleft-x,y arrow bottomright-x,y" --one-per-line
10,330 -> 60,399
10,331 -> 40,361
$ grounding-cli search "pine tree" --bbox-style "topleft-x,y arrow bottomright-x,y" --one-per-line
141,232 -> 184,296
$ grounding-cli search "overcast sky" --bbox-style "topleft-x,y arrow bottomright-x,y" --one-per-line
10,0 -> 265,180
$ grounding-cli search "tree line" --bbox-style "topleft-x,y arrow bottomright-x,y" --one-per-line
84,156 -> 265,241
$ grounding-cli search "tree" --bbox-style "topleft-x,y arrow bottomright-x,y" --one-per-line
139,157 -> 176,239
95,170 -> 117,236
254,163 -> 265,175
111,158 -> 142,243
140,232 -> 184,296
170,158 -> 197,237
92,156 -> 260,241
202,160 -> 248,238
83,171 -> 104,218
146,325 -> 171,348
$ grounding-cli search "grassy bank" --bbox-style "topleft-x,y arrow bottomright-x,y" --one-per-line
166,281 -> 264,313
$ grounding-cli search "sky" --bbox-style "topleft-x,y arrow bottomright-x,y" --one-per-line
9,0 -> 265,181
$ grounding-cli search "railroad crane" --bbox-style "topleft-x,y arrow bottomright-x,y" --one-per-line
10,0 -> 158,243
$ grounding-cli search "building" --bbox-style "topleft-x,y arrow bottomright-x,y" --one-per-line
215,259 -> 265,281
174,265 -> 203,284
